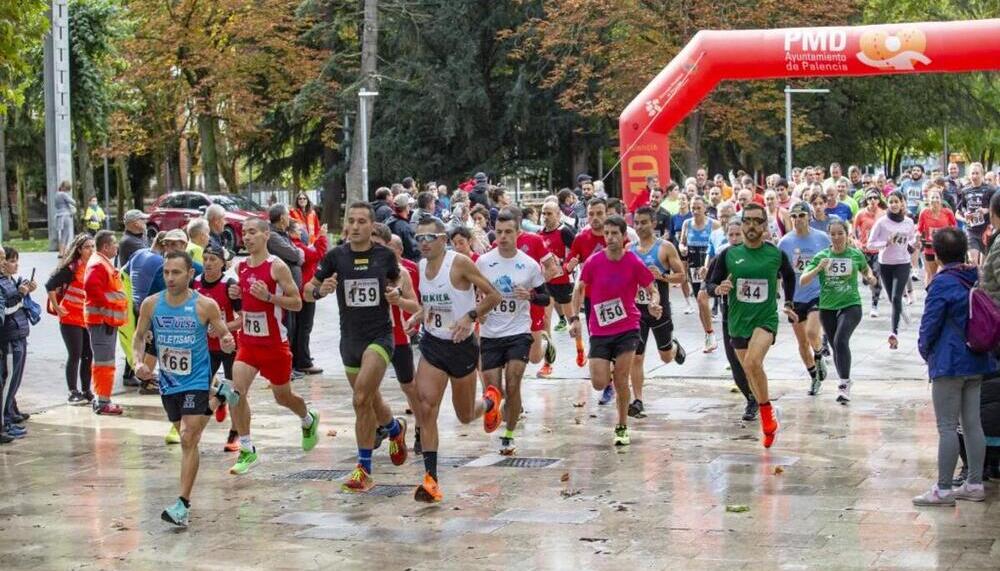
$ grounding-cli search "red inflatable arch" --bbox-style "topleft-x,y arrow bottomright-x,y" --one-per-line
619,19 -> 1000,210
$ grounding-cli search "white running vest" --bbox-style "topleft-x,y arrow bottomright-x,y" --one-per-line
419,250 -> 477,340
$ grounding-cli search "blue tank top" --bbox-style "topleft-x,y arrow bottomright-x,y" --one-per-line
151,291 -> 211,395
630,239 -> 669,275
685,218 -> 713,248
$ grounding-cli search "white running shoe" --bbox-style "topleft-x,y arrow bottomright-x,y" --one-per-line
703,333 -> 717,353
869,308 -> 878,318
836,381 -> 851,405
912,485 -> 955,506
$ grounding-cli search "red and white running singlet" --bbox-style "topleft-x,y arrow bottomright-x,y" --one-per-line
237,255 -> 287,346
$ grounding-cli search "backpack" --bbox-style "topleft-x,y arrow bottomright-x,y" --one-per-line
948,269 -> 1000,354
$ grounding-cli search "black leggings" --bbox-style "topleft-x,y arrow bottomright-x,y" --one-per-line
864,253 -> 882,306
819,306 -> 862,380
878,262 -> 910,334
721,315 -> 752,402
60,323 -> 92,394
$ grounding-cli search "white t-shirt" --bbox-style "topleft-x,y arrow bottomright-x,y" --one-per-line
476,248 -> 544,339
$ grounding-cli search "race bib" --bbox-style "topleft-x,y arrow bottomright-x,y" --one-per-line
345,278 -> 380,307
243,311 -> 270,337
967,210 -> 984,226
890,232 -> 908,246
159,347 -> 192,376
494,296 -> 518,314
736,278 -> 768,304
425,308 -> 453,331
793,251 -> 810,273
635,288 -> 650,305
827,258 -> 852,277
595,298 -> 627,327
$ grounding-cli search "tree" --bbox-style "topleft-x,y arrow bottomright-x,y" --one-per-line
0,0 -> 49,116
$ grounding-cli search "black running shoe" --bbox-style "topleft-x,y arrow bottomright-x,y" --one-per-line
627,399 -> 644,418
673,339 -> 686,365
742,398 -> 759,421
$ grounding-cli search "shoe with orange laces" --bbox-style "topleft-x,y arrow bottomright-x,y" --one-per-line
388,417 -> 408,466
215,403 -> 228,423
483,385 -> 503,433
224,431 -> 240,452
537,362 -> 553,378
414,473 -> 443,503
341,464 -> 375,493
760,403 -> 780,448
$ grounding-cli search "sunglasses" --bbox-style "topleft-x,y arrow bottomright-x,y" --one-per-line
742,217 -> 766,226
415,233 -> 445,243
790,213 -> 808,219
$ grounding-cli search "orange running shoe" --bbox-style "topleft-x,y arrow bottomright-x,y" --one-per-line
388,417 -> 408,466
224,431 -> 240,452
760,404 -> 780,449
414,473 -> 443,503
575,336 -> 587,367
538,363 -> 553,378
215,403 -> 228,423
341,464 -> 374,493
483,385 -> 503,433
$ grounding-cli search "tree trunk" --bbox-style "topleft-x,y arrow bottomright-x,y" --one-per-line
76,130 -> 96,202
214,123 -> 237,192
346,0 -> 378,205
322,145 -> 343,233
570,130 -> 589,182
198,114 -> 221,194
683,110 -> 702,179
15,164 -> 29,240
0,115 -> 8,237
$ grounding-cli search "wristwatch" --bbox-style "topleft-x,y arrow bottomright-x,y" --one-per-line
467,309 -> 479,320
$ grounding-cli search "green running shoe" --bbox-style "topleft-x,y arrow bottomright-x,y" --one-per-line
613,425 -> 631,446
161,499 -> 189,527
302,410 -> 320,451
554,319 -> 567,332
543,332 -> 557,365
229,448 -> 259,475
165,425 -> 181,445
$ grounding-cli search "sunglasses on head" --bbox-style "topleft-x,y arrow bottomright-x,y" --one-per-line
415,233 -> 445,243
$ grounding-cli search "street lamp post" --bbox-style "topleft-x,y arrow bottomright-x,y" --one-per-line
358,90 -> 379,200
784,86 -> 830,181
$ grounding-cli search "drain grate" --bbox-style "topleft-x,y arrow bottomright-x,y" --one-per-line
411,455 -> 478,468
366,485 -> 414,497
492,457 -> 560,469
283,469 -> 352,481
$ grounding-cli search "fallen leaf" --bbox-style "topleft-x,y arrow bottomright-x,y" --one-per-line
560,472 -> 570,482
572,401 -> 585,408
561,489 -> 581,498
326,429 -> 338,437
574,418 -> 582,425
725,504 -> 750,513
773,466 -> 784,475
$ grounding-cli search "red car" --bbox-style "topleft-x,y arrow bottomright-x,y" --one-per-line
146,191 -> 266,251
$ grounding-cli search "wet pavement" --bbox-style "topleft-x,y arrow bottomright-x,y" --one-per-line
3,253 -> 996,570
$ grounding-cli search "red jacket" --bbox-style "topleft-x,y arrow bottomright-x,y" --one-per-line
291,232 -> 329,292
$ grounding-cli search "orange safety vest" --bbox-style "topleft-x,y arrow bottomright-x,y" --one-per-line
59,262 -> 88,328
84,254 -> 128,327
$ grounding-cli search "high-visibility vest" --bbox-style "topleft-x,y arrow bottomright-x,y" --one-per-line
59,262 -> 88,327
84,253 -> 128,327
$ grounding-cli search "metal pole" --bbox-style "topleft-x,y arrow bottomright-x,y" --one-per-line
784,86 -> 792,181
358,90 -> 379,201
942,124 -> 949,169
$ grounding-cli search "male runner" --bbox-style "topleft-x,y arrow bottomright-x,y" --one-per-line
679,196 -> 720,352
707,203 -> 798,448
539,201 -> 576,337
777,202 -> 831,395
569,216 -> 660,446
957,162 -> 995,265
225,218 -> 318,475
406,218 -> 502,502
134,251 -> 236,527
305,203 -> 418,492
193,245 -> 242,451
477,212 -> 549,455
628,206 -> 687,418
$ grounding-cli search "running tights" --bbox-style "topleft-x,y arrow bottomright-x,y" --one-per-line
818,306 -> 862,381
864,253 -> 882,306
60,323 -> 92,394
878,262 -> 910,334
722,317 -> 752,402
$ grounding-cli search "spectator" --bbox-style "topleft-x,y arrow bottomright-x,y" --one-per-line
556,188 -> 579,230
117,209 -> 149,267
371,187 -> 394,223
573,173 -> 592,200
436,184 -> 451,214
290,192 -> 322,244
630,174 -> 657,212
983,193 -> 1000,305
448,226 -> 478,261
469,204 -> 494,253
410,191 -> 440,231
401,176 -> 416,194
46,234 -> 95,405
915,228 -> 997,506
713,173 -> 734,201
847,165 -> 863,191
84,230 -> 128,415
83,197 -> 106,236
387,194 -> 419,261
288,218 -> 328,376
268,204 -> 304,287
204,203 -> 228,252
54,180 -> 77,258
468,172 -> 490,208
186,218 -> 211,266
0,246 -> 39,441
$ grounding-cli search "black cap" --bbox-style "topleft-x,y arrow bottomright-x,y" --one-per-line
576,173 -> 593,183
203,245 -> 229,261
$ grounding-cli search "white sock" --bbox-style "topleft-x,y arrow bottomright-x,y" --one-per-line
239,436 -> 254,452
301,411 -> 314,428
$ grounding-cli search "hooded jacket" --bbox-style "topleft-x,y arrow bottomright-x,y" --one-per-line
468,183 -> 490,209
371,199 -> 394,224
918,263 -> 998,380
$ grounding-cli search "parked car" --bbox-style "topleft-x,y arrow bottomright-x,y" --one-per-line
146,191 -> 265,251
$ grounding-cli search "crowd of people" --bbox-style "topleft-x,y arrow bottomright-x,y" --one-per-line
0,160 -> 997,526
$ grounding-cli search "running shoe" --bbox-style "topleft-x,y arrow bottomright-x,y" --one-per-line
912,485 -> 955,506
575,336 -> 587,367
413,427 -> 422,456
554,318 -> 568,332
543,332 -> 556,365
952,482 -> 986,502
11,412 -> 29,423
673,339 -> 687,365
81,392 -> 95,404
229,448 -> 260,475
761,405 -> 780,449
821,339 -> 831,358
613,425 -> 631,446
741,399 -> 758,421
68,391 -> 84,404
816,357 -> 827,382
808,375 -> 822,396
301,410 -> 320,452
598,385 -> 615,405
5,424 -> 26,438
389,417 -> 408,466
953,466 -> 968,487
627,399 -> 644,418
216,381 -> 240,408
684,304 -> 694,315
341,464 -> 374,493
499,437 -> 516,456
94,402 -> 123,415
869,307 -> 879,318
214,402 -> 228,423
224,431 -> 240,452
373,425 -> 389,450
537,362 -> 553,378
161,499 -> 189,527
291,369 -> 305,381
888,333 -> 898,350
414,473 -> 443,502
703,333 -> 717,353
483,385 -> 503,433
165,425 -> 181,445
836,382 -> 851,405
0,433 -> 13,444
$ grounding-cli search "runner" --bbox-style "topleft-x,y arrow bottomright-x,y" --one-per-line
477,211 -> 549,455
629,207 -> 687,418
704,202 -> 737,326
133,251 -> 236,527
867,191 -> 918,350
800,219 -> 878,405
193,245 -> 242,451
407,217 -> 502,502
305,203 -> 418,492
706,220 -> 758,420
538,201 -> 576,337
679,196 -> 720,351
854,190 -> 885,318
916,187 -> 958,284
569,215 -> 660,446
956,162 -> 994,266
225,217 -> 318,475
707,203 -> 798,448
777,202 -> 831,396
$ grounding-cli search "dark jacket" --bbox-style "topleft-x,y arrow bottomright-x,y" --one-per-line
981,375 -> 1000,438
117,231 -> 148,268
267,223 -> 305,287
0,276 -> 31,342
468,183 -> 490,209
387,212 -> 419,262
918,264 -> 998,380
372,200 -> 394,223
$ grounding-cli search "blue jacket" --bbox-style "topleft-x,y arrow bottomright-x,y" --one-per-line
0,276 -> 31,342
918,263 -> 998,380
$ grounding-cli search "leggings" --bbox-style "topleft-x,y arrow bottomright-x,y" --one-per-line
818,306 -> 862,380
864,253 -> 882,306
878,262 -> 910,334
60,323 -> 92,394
932,375 -> 985,488
721,315 -> 752,403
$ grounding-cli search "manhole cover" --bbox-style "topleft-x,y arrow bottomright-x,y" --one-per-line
366,485 -> 413,497
283,469 -> 352,481
411,455 -> 478,468
492,457 -> 560,468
